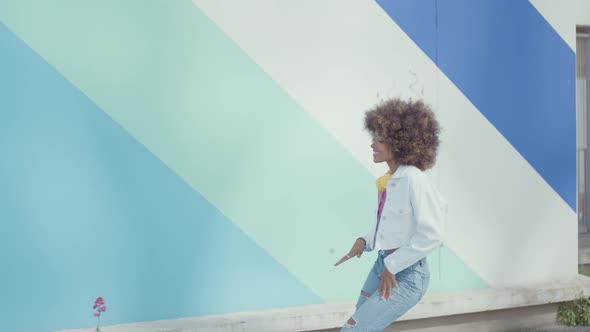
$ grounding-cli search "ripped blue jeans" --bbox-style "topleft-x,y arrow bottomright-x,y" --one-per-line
341,250 -> 430,331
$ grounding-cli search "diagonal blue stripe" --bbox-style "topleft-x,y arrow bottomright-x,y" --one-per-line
378,0 -> 576,210
0,22 -> 321,332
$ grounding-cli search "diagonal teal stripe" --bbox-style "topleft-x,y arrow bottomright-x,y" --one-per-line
0,21 -> 321,332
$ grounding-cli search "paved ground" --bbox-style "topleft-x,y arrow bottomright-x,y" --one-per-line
517,327 -> 590,331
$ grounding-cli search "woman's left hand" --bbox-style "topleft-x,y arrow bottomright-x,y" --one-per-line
378,267 -> 399,300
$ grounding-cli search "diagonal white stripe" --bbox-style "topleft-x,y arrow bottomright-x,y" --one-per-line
529,0 -> 576,51
193,0 -> 578,286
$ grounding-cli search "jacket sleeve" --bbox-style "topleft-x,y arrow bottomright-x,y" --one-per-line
361,229 -> 375,252
383,171 -> 447,275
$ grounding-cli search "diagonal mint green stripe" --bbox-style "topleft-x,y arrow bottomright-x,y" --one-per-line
428,247 -> 487,292
0,0 -> 487,301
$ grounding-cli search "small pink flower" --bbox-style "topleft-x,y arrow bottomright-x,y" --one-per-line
92,297 -> 107,327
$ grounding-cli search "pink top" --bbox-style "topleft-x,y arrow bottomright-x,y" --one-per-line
377,190 -> 387,221
371,190 -> 389,248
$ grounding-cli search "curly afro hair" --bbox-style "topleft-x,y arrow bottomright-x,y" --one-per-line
365,98 -> 440,171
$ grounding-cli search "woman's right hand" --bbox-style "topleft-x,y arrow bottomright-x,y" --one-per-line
334,238 -> 366,266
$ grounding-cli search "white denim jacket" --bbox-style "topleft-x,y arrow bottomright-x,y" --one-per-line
361,165 -> 447,275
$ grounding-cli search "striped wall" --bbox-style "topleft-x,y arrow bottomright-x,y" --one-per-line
0,1 -> 578,331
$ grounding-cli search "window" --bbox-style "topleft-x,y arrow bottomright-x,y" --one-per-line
578,27 -> 589,233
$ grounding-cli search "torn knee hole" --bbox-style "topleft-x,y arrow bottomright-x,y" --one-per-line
346,317 -> 357,327
361,290 -> 371,298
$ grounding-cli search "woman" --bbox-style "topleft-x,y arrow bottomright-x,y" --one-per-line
334,98 -> 447,331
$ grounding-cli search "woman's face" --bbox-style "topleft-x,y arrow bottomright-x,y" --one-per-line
371,136 -> 394,163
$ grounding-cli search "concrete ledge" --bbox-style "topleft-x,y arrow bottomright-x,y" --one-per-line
319,303 -> 564,332
57,275 -> 590,332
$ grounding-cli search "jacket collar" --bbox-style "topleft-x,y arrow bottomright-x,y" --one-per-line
391,165 -> 413,179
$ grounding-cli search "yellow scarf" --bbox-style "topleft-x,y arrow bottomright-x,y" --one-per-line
376,171 -> 393,192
